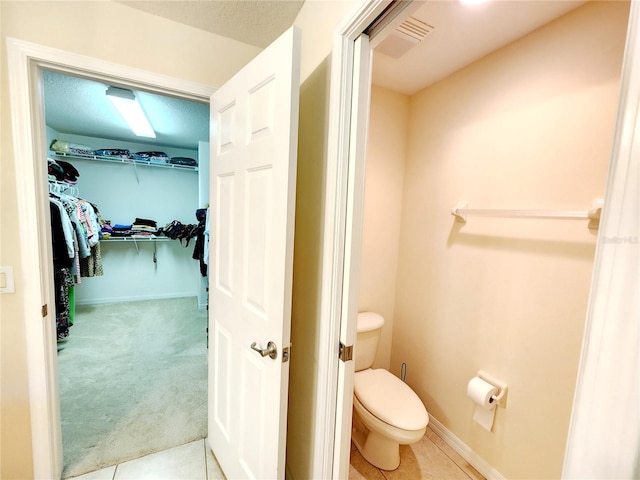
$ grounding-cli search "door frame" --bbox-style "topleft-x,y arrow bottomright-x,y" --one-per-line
324,0 -> 640,478
562,1 -> 640,476
317,1 -> 421,477
6,37 -> 215,479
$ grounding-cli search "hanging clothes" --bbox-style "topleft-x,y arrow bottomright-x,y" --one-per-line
192,208 -> 209,277
50,183 -> 105,340
50,199 -> 74,340
80,242 -> 103,277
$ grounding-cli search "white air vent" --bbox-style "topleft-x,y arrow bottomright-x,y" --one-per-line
376,17 -> 434,59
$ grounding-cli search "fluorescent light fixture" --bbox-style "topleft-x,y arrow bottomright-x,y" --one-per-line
106,86 -> 156,138
459,0 -> 490,5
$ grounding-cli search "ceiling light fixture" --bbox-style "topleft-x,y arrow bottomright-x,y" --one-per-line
106,86 -> 156,138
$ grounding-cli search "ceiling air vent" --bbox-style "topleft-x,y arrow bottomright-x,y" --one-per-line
376,17 -> 434,59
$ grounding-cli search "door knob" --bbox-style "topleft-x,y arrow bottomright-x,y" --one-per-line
250,341 -> 278,360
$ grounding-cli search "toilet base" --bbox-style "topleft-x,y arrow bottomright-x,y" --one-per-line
351,398 -> 427,471
352,425 -> 401,471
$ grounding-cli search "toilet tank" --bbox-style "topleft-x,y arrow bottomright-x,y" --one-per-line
355,312 -> 384,372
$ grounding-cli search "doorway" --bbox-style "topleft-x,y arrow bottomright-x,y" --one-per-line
43,70 -> 210,477
6,37 -> 216,478
9,26 -> 300,480
332,1 -> 634,478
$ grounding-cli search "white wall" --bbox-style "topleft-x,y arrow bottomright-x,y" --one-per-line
287,1 -> 361,478
197,141 -> 210,308
198,140 -> 210,208
47,129 -> 201,303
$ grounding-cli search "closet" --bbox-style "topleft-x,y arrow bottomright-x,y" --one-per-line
44,70 -> 211,478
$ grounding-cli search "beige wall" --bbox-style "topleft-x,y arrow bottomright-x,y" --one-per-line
381,2 -> 628,478
0,2 -> 260,478
287,2 -> 359,478
1,0 -> 361,477
358,85 -> 409,370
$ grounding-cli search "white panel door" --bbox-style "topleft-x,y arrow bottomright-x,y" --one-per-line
208,27 -> 300,480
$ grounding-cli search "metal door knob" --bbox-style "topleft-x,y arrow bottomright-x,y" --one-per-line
250,341 -> 278,359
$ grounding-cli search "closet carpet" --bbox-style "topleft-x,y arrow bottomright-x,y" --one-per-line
57,297 -> 208,478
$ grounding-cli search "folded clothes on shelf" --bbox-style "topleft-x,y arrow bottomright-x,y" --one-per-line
170,157 -> 197,167
94,148 -> 131,157
132,151 -> 169,163
133,218 -> 157,228
50,139 -> 95,155
101,222 -> 113,239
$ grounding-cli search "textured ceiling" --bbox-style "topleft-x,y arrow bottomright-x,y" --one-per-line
117,0 -> 305,47
44,71 -> 210,150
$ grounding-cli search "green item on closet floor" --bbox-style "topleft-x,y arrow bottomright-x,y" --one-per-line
68,286 -> 75,325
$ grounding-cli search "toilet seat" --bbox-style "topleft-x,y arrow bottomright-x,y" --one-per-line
354,369 -> 428,431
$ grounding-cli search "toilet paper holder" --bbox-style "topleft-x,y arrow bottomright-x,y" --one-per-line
477,370 -> 508,407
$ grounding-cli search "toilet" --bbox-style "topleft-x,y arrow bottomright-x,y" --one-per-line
352,312 -> 429,471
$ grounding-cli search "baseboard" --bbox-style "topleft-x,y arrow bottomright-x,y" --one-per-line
75,293 -> 199,306
428,415 -> 506,480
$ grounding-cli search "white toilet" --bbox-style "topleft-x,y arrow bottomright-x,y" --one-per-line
352,312 -> 429,471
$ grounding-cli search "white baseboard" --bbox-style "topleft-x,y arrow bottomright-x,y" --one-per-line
75,293 -> 199,306
428,416 -> 506,480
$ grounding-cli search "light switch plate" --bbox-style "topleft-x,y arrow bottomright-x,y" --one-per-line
0,266 -> 15,294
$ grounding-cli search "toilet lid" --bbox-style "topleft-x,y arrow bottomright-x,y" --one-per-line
357,312 -> 384,333
354,369 -> 428,431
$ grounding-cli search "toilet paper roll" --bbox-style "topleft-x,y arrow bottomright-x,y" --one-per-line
467,377 -> 499,410
467,377 -> 499,431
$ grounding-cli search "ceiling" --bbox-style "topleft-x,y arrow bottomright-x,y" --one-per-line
117,0 -> 305,48
44,1 -> 305,151
373,0 -> 587,95
44,71 -> 210,151
43,0 -> 587,150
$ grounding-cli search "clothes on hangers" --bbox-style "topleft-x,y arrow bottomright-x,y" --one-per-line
49,186 -> 105,341
192,208 -> 209,277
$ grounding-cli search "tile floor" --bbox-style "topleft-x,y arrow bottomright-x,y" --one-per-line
349,427 -> 485,480
69,426 -> 483,480
66,439 -> 226,480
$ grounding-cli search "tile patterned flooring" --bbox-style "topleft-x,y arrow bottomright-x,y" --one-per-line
349,427 -> 485,480
69,426 -> 483,480
67,440 -> 225,480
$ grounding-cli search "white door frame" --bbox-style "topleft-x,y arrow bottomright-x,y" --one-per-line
317,1 -> 421,477
324,0 -> 640,478
6,37 -> 214,479
563,1 -> 640,476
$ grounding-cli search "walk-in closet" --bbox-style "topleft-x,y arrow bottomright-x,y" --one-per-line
44,70 -> 211,478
